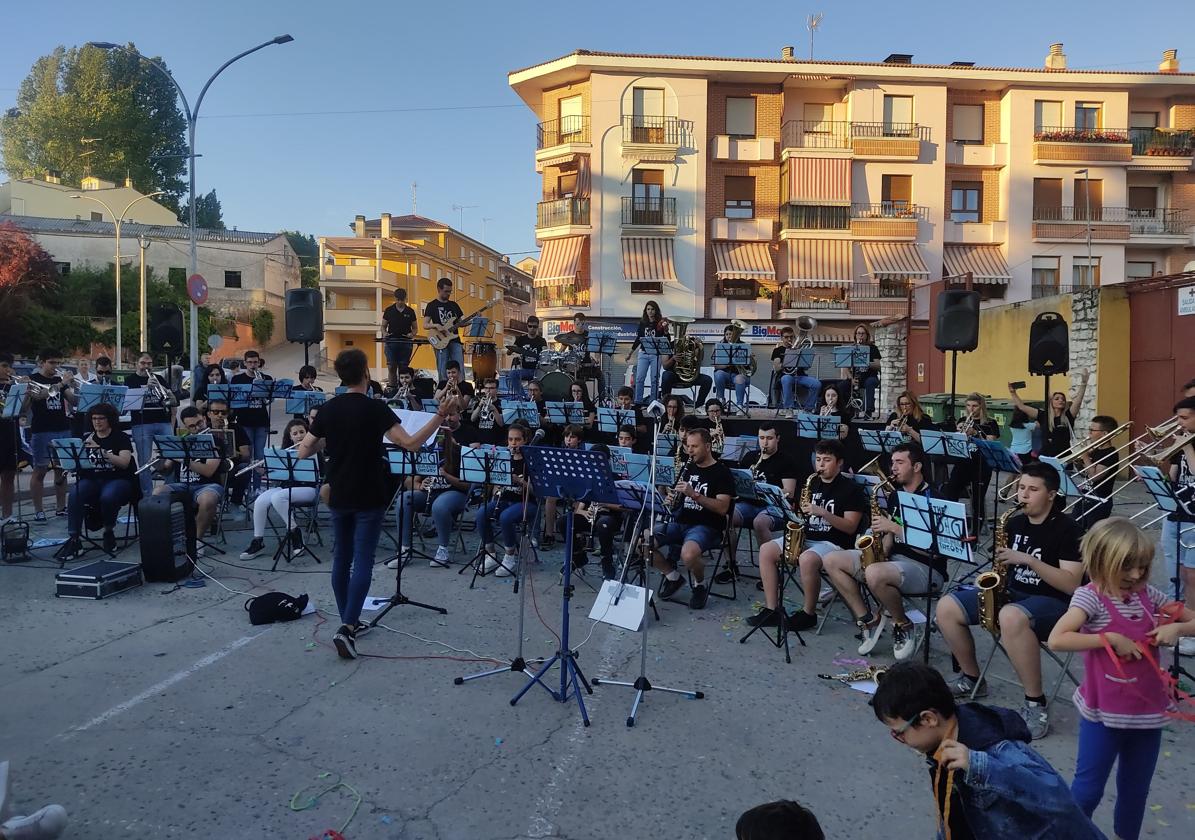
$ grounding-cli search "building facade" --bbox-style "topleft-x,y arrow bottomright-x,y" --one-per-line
509,45 -> 1195,377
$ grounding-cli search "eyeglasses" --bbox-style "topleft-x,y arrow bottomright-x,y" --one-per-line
208,409 -> 228,415
890,712 -> 925,741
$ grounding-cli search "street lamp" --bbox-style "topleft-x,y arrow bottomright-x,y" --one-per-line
72,190 -> 165,365
1075,168 -> 1092,287
88,36 -> 295,369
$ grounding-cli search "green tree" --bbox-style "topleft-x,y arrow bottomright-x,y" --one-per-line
282,230 -> 320,287
0,44 -> 188,209
249,309 -> 275,345
179,189 -> 225,229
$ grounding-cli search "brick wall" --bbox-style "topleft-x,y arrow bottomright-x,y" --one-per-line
1033,142 -> 1132,162
540,79 -> 591,125
1171,99 -> 1195,130
945,90 -> 1002,144
1171,172 -> 1195,214
945,166 -> 1000,222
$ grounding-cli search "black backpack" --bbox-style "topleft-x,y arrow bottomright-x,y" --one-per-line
244,592 -> 309,625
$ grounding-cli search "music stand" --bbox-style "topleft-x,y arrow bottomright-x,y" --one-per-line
859,429 -> 905,455
730,468 -> 759,501
920,430 -> 972,462
975,439 -> 1023,546
260,447 -> 323,571
640,334 -> 672,403
597,407 -> 634,436
207,383 -> 252,409
713,342 -> 752,414
120,388 -> 146,414
795,412 -> 839,440
502,401 -> 541,428
1037,455 -> 1084,498
545,401 -> 585,426
459,446 -> 518,587
153,434 -> 221,557
285,390 -> 326,417
739,483 -> 807,662
585,334 -> 616,356
655,431 -> 679,457
77,383 -> 129,413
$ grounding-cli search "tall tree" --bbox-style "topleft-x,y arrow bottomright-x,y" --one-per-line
0,44 -> 188,209
0,221 -> 58,311
282,230 -> 320,288
179,189 -> 225,229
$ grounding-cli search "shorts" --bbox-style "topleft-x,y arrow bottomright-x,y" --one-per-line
946,587 -> 1068,641
31,431 -> 69,469
166,482 -> 224,504
766,537 -> 840,561
887,554 -> 946,594
734,501 -> 783,532
653,521 -> 722,554
1162,520 -> 1195,571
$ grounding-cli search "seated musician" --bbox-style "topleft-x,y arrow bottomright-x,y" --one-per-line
749,439 -> 867,631
435,360 -> 475,403
567,381 -> 596,430
660,348 -> 713,408
469,377 -> 505,445
290,365 -> 325,420
936,463 -> 1083,740
541,424 -> 585,548
156,401 -> 248,542
57,403 -> 137,560
772,326 -> 820,416
390,403 -> 468,569
524,379 -> 547,419
884,391 -> 937,445
728,422 -> 798,573
1071,415 -> 1120,530
505,316 -> 546,396
651,427 -> 734,611
617,424 -> 646,455
712,324 -> 750,410
390,367 -> 424,412
476,422 -> 536,577
240,419 -> 322,561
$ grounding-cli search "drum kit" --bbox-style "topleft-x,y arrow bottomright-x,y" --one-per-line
535,330 -> 588,401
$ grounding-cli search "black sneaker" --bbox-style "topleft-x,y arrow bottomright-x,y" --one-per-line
600,556 -> 616,580
102,529 -> 117,554
786,610 -> 817,632
289,527 -> 305,558
746,607 -> 782,627
354,622 -> 372,638
333,624 -> 357,659
688,584 -> 709,610
658,575 -> 686,600
713,563 -> 740,585
239,537 -> 266,560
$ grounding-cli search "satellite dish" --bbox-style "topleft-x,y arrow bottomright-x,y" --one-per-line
207,334 -> 224,350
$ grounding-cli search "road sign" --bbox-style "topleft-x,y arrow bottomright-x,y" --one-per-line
187,273 -> 208,306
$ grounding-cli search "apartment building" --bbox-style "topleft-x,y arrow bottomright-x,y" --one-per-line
509,45 -> 1195,350
319,213 -> 509,374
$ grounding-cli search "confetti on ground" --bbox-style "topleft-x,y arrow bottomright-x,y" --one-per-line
1150,804 -> 1163,812
495,737 -> 504,746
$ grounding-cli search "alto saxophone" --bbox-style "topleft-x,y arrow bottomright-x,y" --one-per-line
782,473 -> 817,565
855,480 -> 890,569
977,503 -> 1023,637
711,415 -> 725,455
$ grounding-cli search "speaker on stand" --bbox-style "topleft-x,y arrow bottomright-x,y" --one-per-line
934,287 -> 981,420
1028,312 -> 1070,416
150,305 -> 185,385
285,288 -> 324,368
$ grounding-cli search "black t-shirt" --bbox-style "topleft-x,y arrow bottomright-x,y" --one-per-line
676,459 -> 734,530
850,343 -> 882,377
177,428 -> 243,486
886,482 -> 946,578
1005,509 -> 1082,602
1038,410 -> 1075,458
0,381 -> 16,447
496,456 -> 528,503
311,393 -> 399,509
805,473 -> 869,548
1169,448 -> 1195,523
1086,444 -> 1119,500
472,398 -> 503,444
771,345 -> 808,376
123,373 -> 173,425
885,412 -> 938,434
82,430 -> 137,482
512,335 -> 547,370
29,373 -> 70,433
231,372 -> 274,428
424,300 -> 464,345
382,303 -> 418,341
740,450 -> 799,494
437,379 -> 476,399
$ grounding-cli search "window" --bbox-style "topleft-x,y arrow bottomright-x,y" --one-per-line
1130,112 -> 1160,153
631,87 -> 665,142
632,169 -> 665,222
552,171 -> 577,199
224,271 -> 242,289
882,95 -> 913,135
420,262 -> 430,279
468,250 -> 475,264
787,205 -> 850,230
1072,256 -> 1100,287
1073,178 -> 1103,220
1034,100 -> 1062,133
54,261 -> 71,276
952,104 -> 983,144
1126,261 -> 1155,279
1075,102 -> 1102,132
470,284 -> 476,297
90,211 -> 103,222
489,258 -> 496,272
950,182 -> 982,222
1032,256 -> 1060,295
804,102 -> 833,130
460,246 -> 466,259
456,274 -> 464,290
1033,178 -> 1063,218
881,174 -> 912,211
559,94 -> 584,139
726,97 -> 756,138
724,176 -> 755,219
1128,186 -> 1157,213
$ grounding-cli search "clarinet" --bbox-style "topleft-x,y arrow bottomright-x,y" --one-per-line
666,454 -> 693,514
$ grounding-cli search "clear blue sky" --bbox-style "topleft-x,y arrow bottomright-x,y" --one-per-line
2,0 -> 1190,260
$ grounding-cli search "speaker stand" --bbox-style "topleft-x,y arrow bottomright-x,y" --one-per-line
947,349 -> 959,421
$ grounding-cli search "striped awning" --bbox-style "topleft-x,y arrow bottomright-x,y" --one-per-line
621,237 -> 679,283
538,152 -> 579,169
712,241 -> 776,280
860,242 -> 930,280
534,235 -> 586,287
943,245 -> 1011,285
787,239 -> 851,287
785,157 -> 851,205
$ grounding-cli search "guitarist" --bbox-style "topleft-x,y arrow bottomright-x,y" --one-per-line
505,315 -> 546,397
424,277 -> 465,383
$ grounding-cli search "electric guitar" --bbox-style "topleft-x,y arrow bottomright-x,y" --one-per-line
427,299 -> 500,351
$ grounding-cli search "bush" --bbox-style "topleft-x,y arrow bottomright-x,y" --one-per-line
249,309 -> 275,345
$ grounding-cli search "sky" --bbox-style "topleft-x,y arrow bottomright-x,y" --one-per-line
2,0 -> 1192,262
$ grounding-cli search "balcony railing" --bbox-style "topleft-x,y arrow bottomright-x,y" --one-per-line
1032,284 -> 1078,299
537,116 -> 591,149
782,281 -> 912,316
1129,128 -> 1195,157
851,122 -> 932,141
1033,125 -> 1130,144
621,196 -> 677,226
781,120 -> 851,149
621,115 -> 682,145
507,318 -> 531,334
1032,205 -> 1188,233
851,202 -> 927,220
536,197 -> 590,229
504,285 -> 532,305
535,288 -> 590,308
784,204 -> 851,230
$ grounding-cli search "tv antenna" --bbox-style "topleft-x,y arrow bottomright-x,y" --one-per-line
452,203 -> 478,231
411,181 -> 418,214
807,13 -> 823,60
79,137 -> 102,176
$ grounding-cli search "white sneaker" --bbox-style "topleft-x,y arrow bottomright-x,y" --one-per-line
430,546 -> 451,568
817,583 -> 836,606
1178,636 -> 1195,657
482,552 -> 500,573
857,614 -> 888,656
494,553 -> 518,577
2,804 -> 68,840
893,622 -> 925,661
385,548 -> 411,570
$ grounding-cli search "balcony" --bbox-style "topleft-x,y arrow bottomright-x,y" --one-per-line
712,135 -> 776,162
620,196 -> 677,230
1032,284 -> 1079,299
848,281 -> 914,318
621,115 -> 683,160
781,204 -> 851,234
323,306 -> 380,327
779,281 -> 911,319
945,141 -> 1008,167
1032,126 -> 1133,164
710,216 -> 774,241
504,285 -> 532,305
535,287 -> 590,309
507,318 -> 531,334
1031,206 -> 1188,242
850,122 -> 930,159
322,264 -> 398,286
781,120 -> 852,153
536,115 -> 590,150
849,202 -> 925,239
535,197 -> 591,235
944,219 -> 1008,244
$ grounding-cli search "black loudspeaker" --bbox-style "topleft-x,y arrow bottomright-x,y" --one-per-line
150,305 -> 184,354
137,492 -> 195,582
1028,312 -> 1070,375
286,288 -> 324,343
934,290 -> 981,352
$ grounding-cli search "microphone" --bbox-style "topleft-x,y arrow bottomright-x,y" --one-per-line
644,400 -> 666,418
530,428 -> 547,445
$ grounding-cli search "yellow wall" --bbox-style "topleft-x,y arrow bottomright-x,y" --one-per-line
1095,286 -> 1130,424
954,295 -> 1074,398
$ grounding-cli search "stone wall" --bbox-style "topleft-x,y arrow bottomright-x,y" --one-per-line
1068,286 -> 1100,433
873,320 -> 909,416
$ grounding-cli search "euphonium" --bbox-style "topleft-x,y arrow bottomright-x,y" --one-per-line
782,473 -> 817,565
666,315 -> 704,385
856,480 -> 890,569
977,503 -> 1023,637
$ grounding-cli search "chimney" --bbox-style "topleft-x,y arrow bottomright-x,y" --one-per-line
1045,42 -> 1067,70
43,170 -> 62,184
381,212 -> 392,239
124,176 -> 134,189
354,214 -> 366,237
1160,49 -> 1180,73
781,45 -> 795,61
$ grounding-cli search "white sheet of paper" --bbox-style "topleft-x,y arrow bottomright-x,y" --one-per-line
906,609 -> 928,625
849,680 -> 880,695
360,595 -> 391,612
589,580 -> 652,631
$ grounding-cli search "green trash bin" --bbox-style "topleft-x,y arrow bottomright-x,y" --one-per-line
917,393 -> 955,425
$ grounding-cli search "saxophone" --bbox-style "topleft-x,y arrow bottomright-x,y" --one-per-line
855,481 -> 890,569
711,415 -> 725,456
782,473 -> 817,565
977,503 -> 1023,637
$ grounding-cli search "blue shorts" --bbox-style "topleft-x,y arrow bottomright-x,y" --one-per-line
652,521 -> 722,554
31,431 -> 69,469
946,586 -> 1068,640
734,501 -> 783,532
165,482 -> 224,504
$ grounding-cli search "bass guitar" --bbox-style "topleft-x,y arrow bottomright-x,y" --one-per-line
427,299 -> 500,351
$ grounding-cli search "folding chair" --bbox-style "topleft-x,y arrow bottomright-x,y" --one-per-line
701,511 -> 739,601
971,639 -> 1080,709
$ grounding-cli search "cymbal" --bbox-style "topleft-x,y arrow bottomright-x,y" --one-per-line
554,331 -> 580,347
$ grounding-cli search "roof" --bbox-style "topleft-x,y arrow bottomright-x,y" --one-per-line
3,214 -> 285,245
358,214 -> 513,263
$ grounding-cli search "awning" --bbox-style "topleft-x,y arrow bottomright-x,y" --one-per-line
787,239 -> 851,286
860,242 -> 929,280
538,152 -> 579,169
712,241 -> 775,280
785,157 -> 851,205
621,237 -> 678,283
534,235 -> 586,287
943,245 -> 1011,285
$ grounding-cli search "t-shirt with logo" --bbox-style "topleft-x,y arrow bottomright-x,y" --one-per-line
310,392 -> 400,509
472,397 -> 503,445
740,450 -> 804,495
512,335 -> 547,370
123,372 -> 173,425
1005,509 -> 1083,602
29,373 -> 70,433
886,482 -> 946,579
770,345 -> 809,376
231,371 -> 274,428
82,430 -> 137,483
675,459 -> 735,530
177,428 -> 243,487
382,303 -> 418,342
804,472 -> 869,549
1169,449 -> 1195,524
424,300 -> 464,345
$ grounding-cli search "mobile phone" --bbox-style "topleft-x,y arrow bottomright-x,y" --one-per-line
1009,380 -> 1026,391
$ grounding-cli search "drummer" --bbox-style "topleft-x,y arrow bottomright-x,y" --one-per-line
569,312 -> 601,401
505,316 -> 546,397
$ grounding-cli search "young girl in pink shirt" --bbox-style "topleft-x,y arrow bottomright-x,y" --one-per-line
1049,516 -> 1195,840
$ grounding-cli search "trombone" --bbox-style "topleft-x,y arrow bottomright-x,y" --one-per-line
1126,430 -> 1195,527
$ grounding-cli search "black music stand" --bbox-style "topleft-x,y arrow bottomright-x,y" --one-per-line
739,482 -> 808,663
155,434 -> 223,556
640,335 -> 672,404
775,348 -> 815,415
898,489 -> 970,663
796,412 -> 838,441
77,383 -> 129,415
260,448 -> 323,571
285,391 -> 326,418
585,332 -> 617,403
713,341 -> 751,415
501,402 -> 542,429
834,345 -> 871,413
975,439 -> 1022,551
50,439 -> 108,563
458,446 -> 520,587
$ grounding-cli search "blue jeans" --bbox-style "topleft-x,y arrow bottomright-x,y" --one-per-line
1161,521 -> 1195,586
435,341 -> 465,384
384,340 -> 414,387
733,501 -> 782,532
242,425 -> 269,494
131,422 -> 172,496
947,587 -> 1069,641
396,489 -> 469,548
651,521 -> 722,563
861,374 -> 880,415
1071,718 -> 1161,840
504,368 -> 537,397
68,477 -> 134,537
330,507 -> 385,627
780,373 -> 821,411
713,369 -> 748,407
634,353 -> 660,403
476,498 -> 537,549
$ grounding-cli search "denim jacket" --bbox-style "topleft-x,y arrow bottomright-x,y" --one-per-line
927,704 -> 1106,840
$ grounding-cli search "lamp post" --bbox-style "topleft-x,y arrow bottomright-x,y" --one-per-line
71,190 -> 165,365
138,234 -> 151,351
1075,168 -> 1092,287
88,36 -> 295,370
